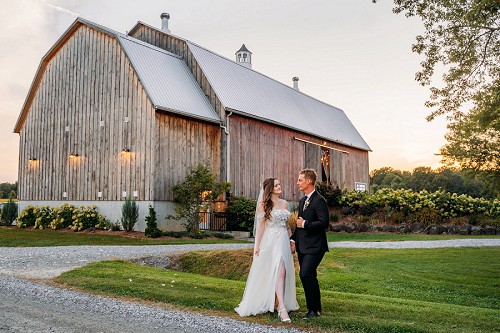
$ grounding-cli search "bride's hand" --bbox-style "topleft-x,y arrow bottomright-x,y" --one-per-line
254,248 -> 260,256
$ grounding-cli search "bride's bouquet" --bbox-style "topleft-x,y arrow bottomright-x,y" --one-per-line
287,210 -> 298,233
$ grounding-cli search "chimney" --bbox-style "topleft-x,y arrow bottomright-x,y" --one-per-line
292,77 -> 299,91
160,13 -> 171,33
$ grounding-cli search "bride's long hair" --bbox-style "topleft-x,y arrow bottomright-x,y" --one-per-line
262,178 -> 276,221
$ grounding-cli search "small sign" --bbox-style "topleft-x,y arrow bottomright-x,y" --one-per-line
355,182 -> 367,191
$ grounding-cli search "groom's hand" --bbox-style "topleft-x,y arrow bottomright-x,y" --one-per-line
290,242 -> 296,254
297,217 -> 304,228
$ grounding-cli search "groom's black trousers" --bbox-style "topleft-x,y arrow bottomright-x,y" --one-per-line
297,251 -> 325,312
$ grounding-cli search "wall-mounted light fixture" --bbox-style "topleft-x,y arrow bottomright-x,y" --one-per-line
65,126 -> 70,132
97,191 -> 103,198
100,120 -> 105,127
122,191 -> 127,198
122,148 -> 131,153
69,153 -> 79,157
62,192 -> 67,198
133,191 -> 138,198
124,116 -> 130,123
28,157 -> 37,161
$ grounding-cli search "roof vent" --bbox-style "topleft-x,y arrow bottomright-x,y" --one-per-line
292,77 -> 299,91
160,13 -> 171,33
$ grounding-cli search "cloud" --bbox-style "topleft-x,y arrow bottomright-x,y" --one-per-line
39,0 -> 79,17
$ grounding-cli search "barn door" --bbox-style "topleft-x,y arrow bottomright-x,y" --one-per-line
330,149 -> 345,188
304,143 -> 322,181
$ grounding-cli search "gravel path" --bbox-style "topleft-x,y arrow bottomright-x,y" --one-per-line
1,238 -> 498,333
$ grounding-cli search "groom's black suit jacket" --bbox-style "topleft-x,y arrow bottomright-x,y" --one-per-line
291,190 -> 329,254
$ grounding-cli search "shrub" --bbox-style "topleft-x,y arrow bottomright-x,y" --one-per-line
49,204 -> 76,230
1,199 -> 17,226
408,207 -> 441,226
329,213 -> 339,222
317,182 -> 343,207
145,205 -> 162,238
70,205 -> 107,231
16,206 -> 38,228
359,204 -> 376,216
163,231 -> 186,238
226,196 -> 256,232
211,232 -> 234,239
169,162 -> 231,232
110,221 -> 122,231
34,206 -> 54,229
121,198 -> 139,232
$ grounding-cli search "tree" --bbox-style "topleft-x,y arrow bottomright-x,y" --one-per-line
392,1 -> 499,171
170,163 -> 231,232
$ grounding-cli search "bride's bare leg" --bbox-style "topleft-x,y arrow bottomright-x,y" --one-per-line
275,260 -> 290,321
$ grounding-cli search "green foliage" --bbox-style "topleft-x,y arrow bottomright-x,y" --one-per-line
340,187 -> 499,224
317,182 -> 343,207
0,182 -> 17,199
370,166 -> 497,198
70,206 -> 108,231
17,204 -> 108,231
145,205 -> 162,238
169,163 -> 231,232
16,205 -> 37,228
225,196 -> 256,232
393,0 -> 500,174
0,198 -> 18,226
110,221 -> 122,231
162,230 -> 234,239
121,198 -> 139,232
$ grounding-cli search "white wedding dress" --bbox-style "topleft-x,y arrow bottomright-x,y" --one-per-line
235,209 -> 299,316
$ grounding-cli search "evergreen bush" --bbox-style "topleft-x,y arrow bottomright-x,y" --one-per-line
145,205 -> 162,238
0,198 -> 17,226
121,198 -> 139,232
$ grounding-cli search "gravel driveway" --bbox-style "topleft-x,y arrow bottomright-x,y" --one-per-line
1,239 -> 498,333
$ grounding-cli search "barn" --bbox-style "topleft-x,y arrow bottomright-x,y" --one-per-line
14,14 -> 370,231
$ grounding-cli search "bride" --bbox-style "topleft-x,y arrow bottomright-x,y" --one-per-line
235,178 -> 299,322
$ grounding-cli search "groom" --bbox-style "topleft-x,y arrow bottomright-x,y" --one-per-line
290,168 -> 329,319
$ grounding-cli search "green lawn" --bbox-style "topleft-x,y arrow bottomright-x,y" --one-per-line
55,247 -> 500,333
328,232 -> 500,242
3,226 -> 497,247
0,227 -> 245,247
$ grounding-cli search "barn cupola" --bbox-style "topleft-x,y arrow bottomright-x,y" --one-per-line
160,12 -> 171,33
235,44 -> 252,69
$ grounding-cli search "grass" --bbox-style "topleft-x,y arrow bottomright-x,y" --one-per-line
327,233 -> 500,242
55,247 -> 500,333
3,226 -> 497,247
0,227 -> 246,247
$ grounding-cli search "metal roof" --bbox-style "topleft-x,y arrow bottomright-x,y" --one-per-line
118,36 -> 220,123
187,41 -> 371,151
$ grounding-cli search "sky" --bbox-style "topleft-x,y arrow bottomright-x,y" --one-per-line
0,0 -> 449,183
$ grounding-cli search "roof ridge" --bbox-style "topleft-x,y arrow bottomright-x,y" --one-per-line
186,40 -> 346,115
125,21 -> 345,115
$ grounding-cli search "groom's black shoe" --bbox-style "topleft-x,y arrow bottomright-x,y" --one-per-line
302,310 -> 320,319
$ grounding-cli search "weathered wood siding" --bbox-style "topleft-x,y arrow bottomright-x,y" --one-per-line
230,115 -> 369,201
18,25 -> 157,201
154,112 -> 221,201
129,25 -> 228,181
